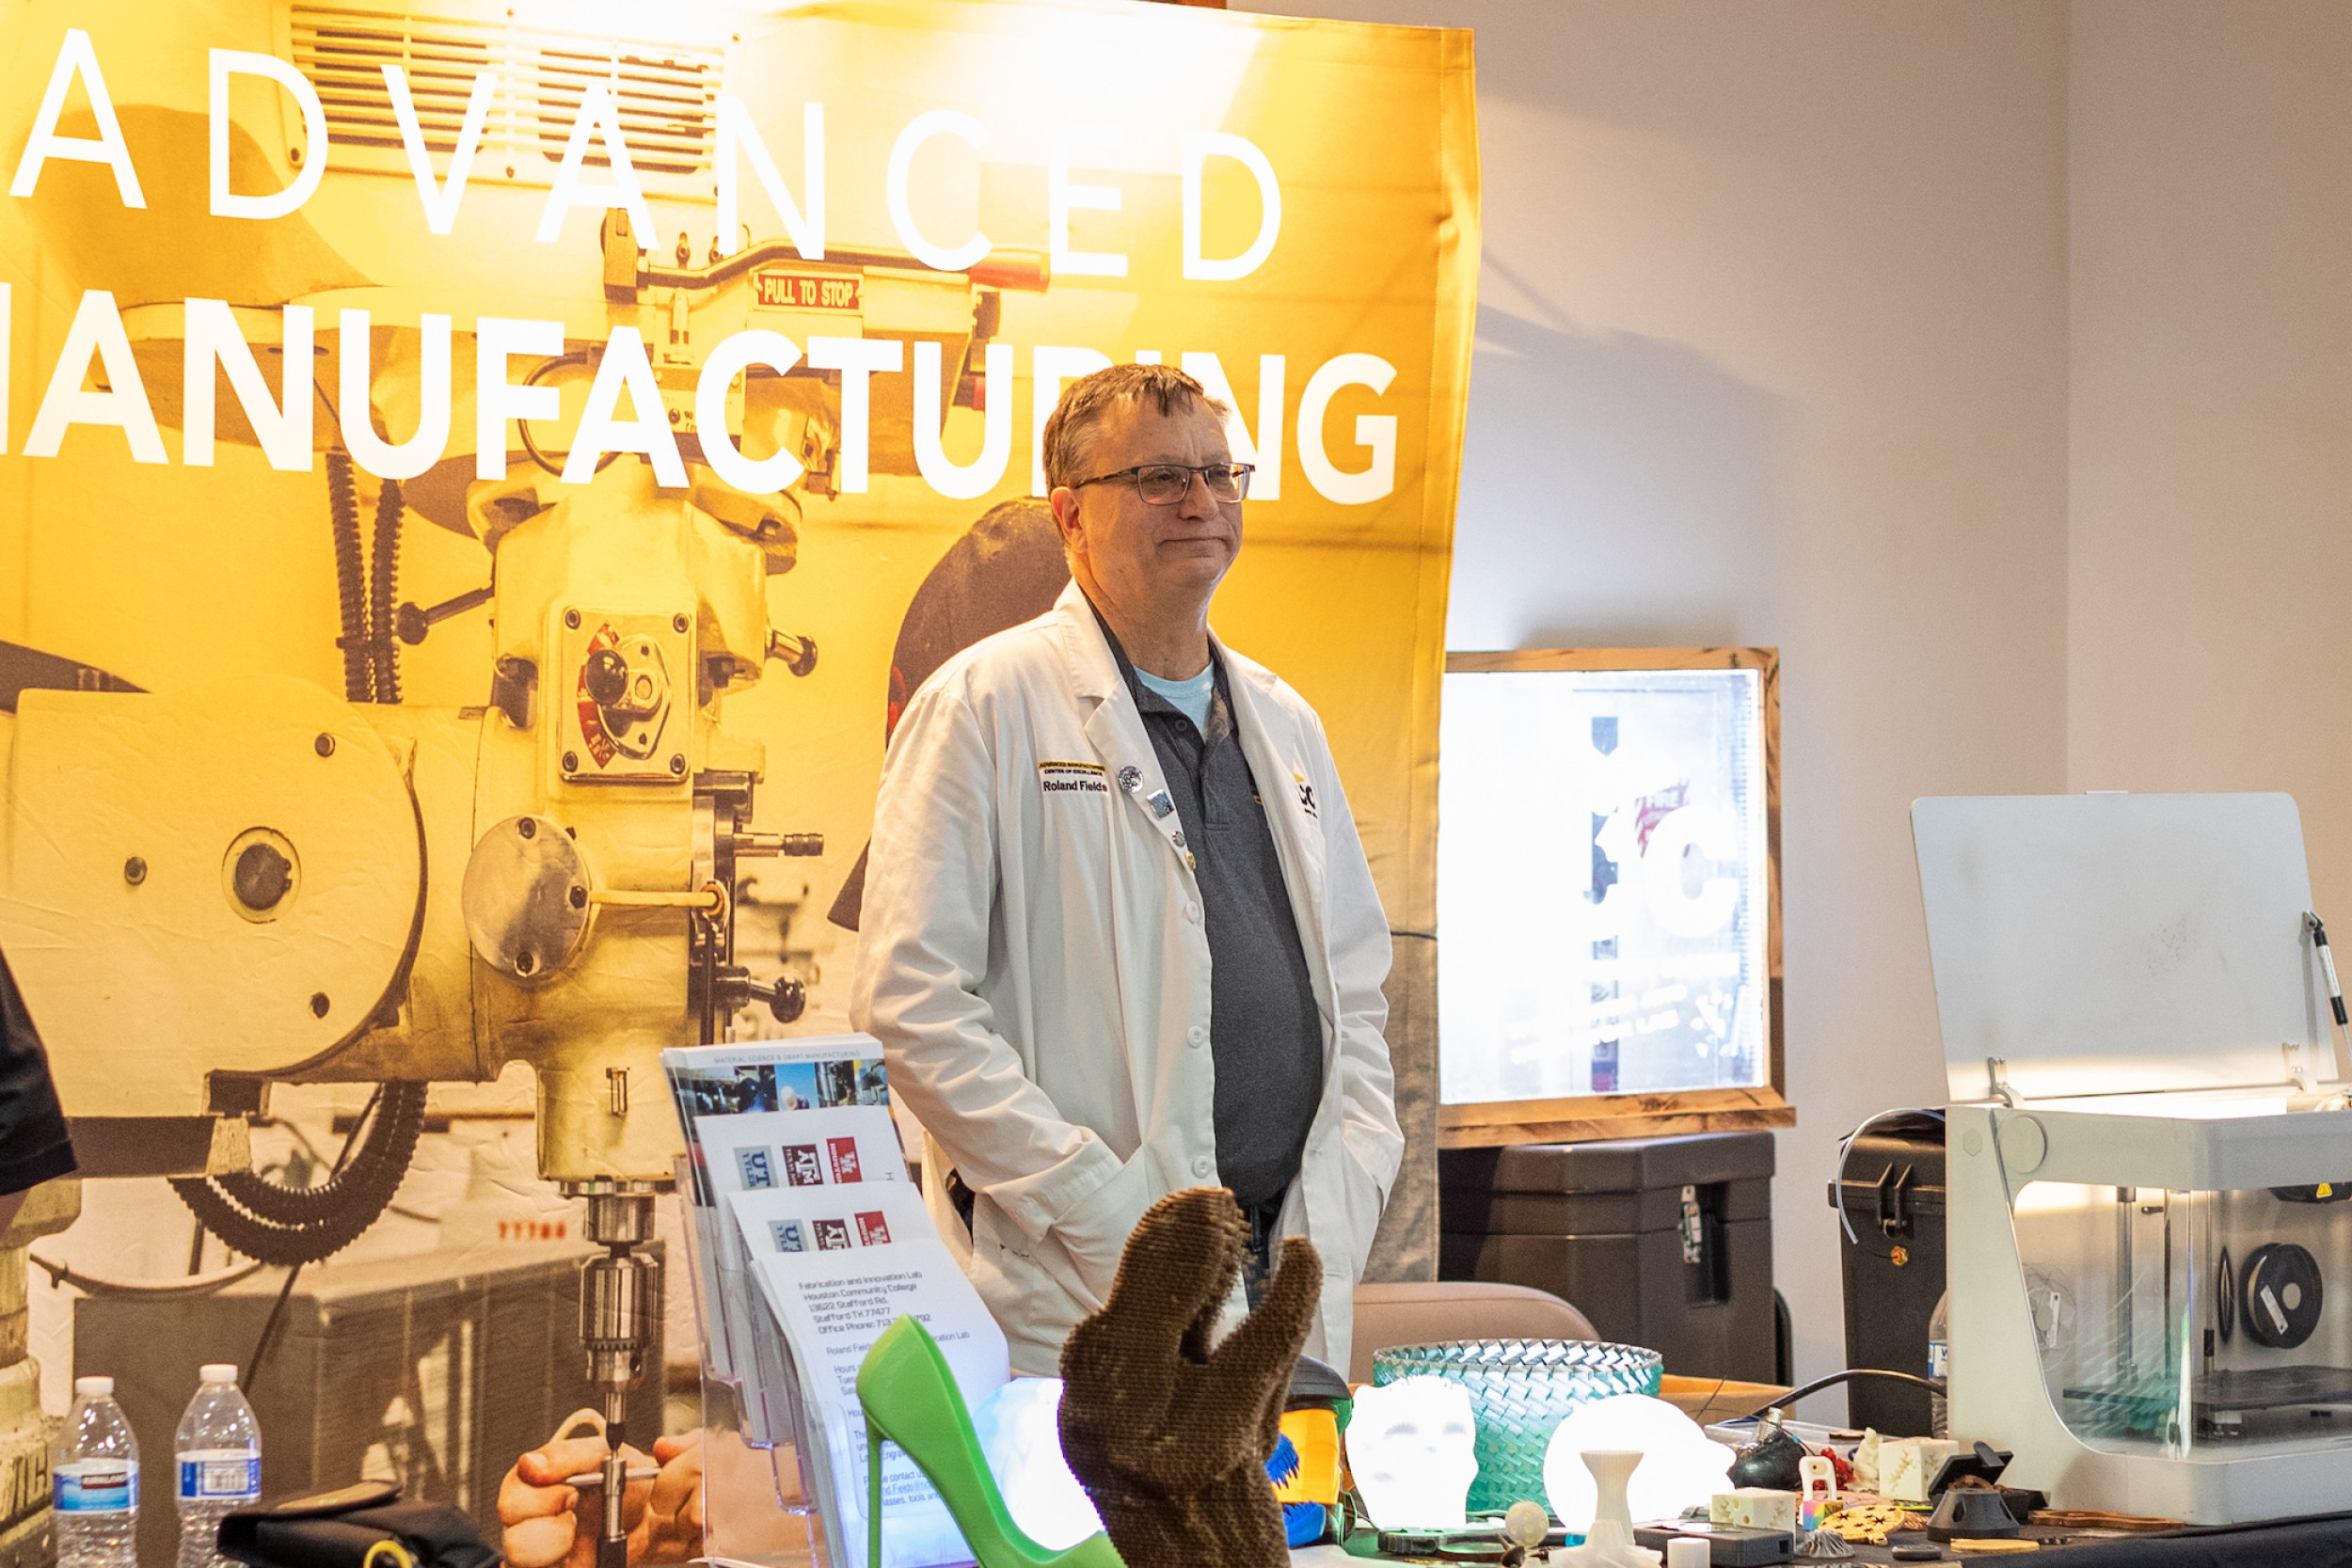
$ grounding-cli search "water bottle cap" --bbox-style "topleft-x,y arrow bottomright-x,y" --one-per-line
73,1375 -> 114,1396
199,1363 -> 238,1384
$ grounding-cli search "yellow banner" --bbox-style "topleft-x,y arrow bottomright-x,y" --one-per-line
0,0 -> 1475,1181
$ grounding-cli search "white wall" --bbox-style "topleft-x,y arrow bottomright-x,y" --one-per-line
1239,0 -> 2074,1403
2069,2 -> 2352,924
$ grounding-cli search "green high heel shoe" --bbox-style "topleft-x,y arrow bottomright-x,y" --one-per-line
856,1315 -> 1125,1568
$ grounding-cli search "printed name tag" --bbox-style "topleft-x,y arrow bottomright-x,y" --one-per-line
1038,761 -> 1108,795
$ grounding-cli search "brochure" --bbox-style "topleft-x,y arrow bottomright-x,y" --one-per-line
729,1183 -> 1009,1568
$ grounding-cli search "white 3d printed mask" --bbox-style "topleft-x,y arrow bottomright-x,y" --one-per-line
1348,1376 -> 1480,1529
972,1377 -> 1103,1549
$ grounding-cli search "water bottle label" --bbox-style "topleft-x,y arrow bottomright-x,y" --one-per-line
179,1452 -> 261,1501
55,1459 -> 137,1513
1928,1338 -> 1950,1379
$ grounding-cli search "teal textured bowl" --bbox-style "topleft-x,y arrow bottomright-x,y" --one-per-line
1371,1338 -> 1663,1514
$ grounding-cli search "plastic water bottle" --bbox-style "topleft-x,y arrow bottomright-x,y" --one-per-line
1928,1290 -> 1952,1438
176,1364 -> 262,1568
54,1374 -> 138,1568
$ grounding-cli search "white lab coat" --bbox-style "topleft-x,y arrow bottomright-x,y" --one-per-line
851,579 -> 1405,1376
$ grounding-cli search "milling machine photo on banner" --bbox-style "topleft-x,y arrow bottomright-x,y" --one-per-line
0,0 -> 1476,1558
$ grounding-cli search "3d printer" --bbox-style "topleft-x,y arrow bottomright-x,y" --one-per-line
1916,792 -> 2352,1523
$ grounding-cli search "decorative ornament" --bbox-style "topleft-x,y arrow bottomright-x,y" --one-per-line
1500,1498 -> 1552,1566
1826,1502 -> 1911,1544
1795,1525 -> 1854,1560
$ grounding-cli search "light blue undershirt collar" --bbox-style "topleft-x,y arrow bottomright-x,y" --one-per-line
1135,662 -> 1216,732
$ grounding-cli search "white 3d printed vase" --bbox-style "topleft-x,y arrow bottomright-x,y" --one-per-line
1552,1450 -> 1661,1568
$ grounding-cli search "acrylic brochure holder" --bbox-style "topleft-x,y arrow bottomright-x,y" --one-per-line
664,1036 -> 1007,1568
669,1038 -> 897,1568
674,1148 -> 831,1567
1915,792 -> 2352,1524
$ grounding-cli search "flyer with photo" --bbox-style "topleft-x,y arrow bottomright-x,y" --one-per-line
665,1036 -> 895,1205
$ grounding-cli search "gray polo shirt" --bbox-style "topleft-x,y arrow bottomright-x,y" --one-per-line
1089,602 -> 1325,1211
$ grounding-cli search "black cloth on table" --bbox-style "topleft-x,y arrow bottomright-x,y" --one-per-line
0,950 -> 75,1196
1839,1513 -> 2352,1566
2048,1512 -> 2352,1567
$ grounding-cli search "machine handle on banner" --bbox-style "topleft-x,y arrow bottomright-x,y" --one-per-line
628,233 -> 1051,299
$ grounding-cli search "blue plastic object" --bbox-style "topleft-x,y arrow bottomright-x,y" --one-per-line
1267,1433 -> 1324,1548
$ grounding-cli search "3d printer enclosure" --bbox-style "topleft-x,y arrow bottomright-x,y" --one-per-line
1919,792 -> 2352,1524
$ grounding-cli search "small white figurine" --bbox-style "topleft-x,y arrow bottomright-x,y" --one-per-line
1347,1377 -> 1481,1529
1549,1451 -> 1660,1568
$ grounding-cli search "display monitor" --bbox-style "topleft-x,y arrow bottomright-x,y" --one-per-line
1437,652 -> 1779,1120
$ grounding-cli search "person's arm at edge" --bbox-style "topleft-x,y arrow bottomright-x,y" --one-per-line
850,677 -> 1124,1244
0,951 -> 78,1231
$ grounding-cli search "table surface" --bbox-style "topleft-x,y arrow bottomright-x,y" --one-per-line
1291,1511 -> 2352,1565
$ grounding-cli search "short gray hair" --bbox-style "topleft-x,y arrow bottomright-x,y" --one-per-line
1041,363 -> 1232,492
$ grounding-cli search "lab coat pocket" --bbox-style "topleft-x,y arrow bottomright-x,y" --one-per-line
969,1190 -> 1031,1261
1051,1152 -> 1161,1311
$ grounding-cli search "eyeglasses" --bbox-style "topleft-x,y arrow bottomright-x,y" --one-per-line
1069,462 -> 1255,504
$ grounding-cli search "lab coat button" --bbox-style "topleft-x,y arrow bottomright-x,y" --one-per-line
1187,1025 -> 1206,1046
1184,903 -> 1201,923
1192,1157 -> 1214,1179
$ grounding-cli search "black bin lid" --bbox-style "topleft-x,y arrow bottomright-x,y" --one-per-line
1448,1130 -> 1776,1195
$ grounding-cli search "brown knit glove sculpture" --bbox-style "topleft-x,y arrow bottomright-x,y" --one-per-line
1057,1187 -> 1321,1568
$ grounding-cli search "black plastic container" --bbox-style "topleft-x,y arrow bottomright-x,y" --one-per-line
1826,1111 -> 1946,1434
1439,1130 -> 1776,1381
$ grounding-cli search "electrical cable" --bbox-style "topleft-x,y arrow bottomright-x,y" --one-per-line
168,1083 -> 427,1266
244,1263 -> 303,1394
238,1088 -> 399,1392
1734,1368 -> 1947,1425
326,448 -> 373,704
369,477 -> 404,704
26,1253 -> 265,1297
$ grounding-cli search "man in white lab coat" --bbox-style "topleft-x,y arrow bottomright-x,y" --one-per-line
851,363 -> 1404,1376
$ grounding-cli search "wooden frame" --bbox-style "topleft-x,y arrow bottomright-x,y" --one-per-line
1435,647 -> 1788,1149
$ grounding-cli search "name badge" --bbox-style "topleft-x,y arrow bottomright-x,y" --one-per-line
1039,760 -> 1108,796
